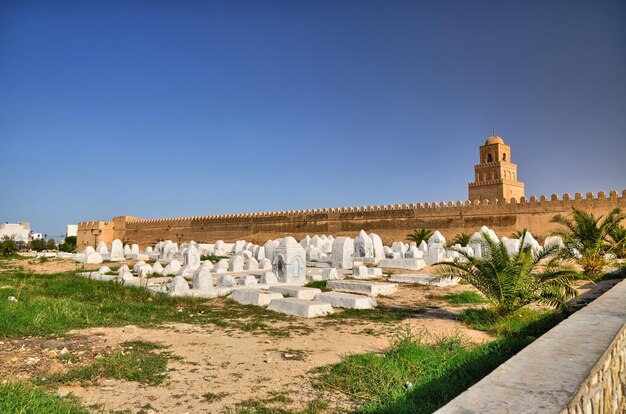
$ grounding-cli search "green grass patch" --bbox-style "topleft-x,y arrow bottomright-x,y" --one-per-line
315,310 -> 563,413
304,280 -> 327,290
325,306 -> 425,324
0,271 -> 296,338
458,307 -> 563,337
38,340 -> 176,386
200,254 -> 229,263
0,382 -> 88,414
442,291 -> 487,305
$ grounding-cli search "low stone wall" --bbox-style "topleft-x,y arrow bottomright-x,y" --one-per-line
435,279 -> 626,414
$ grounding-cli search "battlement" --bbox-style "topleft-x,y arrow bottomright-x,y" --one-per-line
110,189 -> 624,224
76,189 -> 625,247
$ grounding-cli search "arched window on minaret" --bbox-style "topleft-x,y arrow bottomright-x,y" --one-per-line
503,153 -> 507,161
487,153 -> 493,162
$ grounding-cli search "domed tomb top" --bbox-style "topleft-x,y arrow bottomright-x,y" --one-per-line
485,135 -> 504,145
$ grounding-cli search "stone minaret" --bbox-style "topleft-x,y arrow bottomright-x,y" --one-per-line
468,135 -> 525,202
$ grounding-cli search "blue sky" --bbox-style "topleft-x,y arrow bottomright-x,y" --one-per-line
1,0 -> 625,238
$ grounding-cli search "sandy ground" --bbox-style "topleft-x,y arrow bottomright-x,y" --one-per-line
1,257 -> 621,413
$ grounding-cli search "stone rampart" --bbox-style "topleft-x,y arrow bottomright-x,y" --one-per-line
435,277 -> 626,414
77,189 -> 625,248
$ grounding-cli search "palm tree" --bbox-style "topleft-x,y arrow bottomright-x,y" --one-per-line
550,207 -> 625,276
609,224 -> 626,259
452,233 -> 471,247
406,228 -> 433,245
436,231 -> 578,316
510,230 -> 526,239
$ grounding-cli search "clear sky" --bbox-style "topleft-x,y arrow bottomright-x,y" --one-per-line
1,0 -> 625,239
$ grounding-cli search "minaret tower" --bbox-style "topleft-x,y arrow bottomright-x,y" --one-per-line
468,134 -> 525,202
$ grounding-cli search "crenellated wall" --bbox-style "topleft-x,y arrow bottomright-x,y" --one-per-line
77,189 -> 625,248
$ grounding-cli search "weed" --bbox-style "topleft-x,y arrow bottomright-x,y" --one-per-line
37,340 -> 177,386
442,291 -> 487,305
203,391 -> 229,402
0,382 -> 88,414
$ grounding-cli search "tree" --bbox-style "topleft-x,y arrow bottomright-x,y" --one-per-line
436,231 -> 578,316
452,233 -> 471,247
58,236 -> 77,253
0,237 -> 18,256
550,207 -> 625,276
609,224 -> 626,259
30,239 -> 48,252
406,228 -> 433,245
46,239 -> 57,250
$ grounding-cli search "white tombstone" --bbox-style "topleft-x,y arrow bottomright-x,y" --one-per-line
468,232 -> 483,258
152,261 -> 164,275
130,244 -> 140,255
258,258 -> 272,270
85,252 -> 103,264
260,271 -> 278,284
192,263 -> 213,291
117,264 -> 133,280
254,246 -> 266,261
145,246 -> 154,254
239,275 -> 258,287
98,265 -> 112,274
232,240 -> 246,254
177,264 -> 195,279
521,231 -> 541,254
405,246 -> 423,259
169,276 -> 190,295
214,240 -> 226,256
137,264 -> 153,279
544,236 -> 565,250
272,236 -> 307,284
383,246 -> 394,258
369,233 -> 385,260
331,237 -> 354,269
354,230 -> 374,258
322,268 -> 339,280
217,274 -> 237,288
201,260 -> 214,270
109,239 -> 125,261
160,241 -> 177,261
392,242 -> 407,257
96,241 -> 108,255
133,261 -> 146,272
83,246 -> 95,255
264,240 -> 279,262
300,235 -> 311,249
214,259 -> 229,273
229,255 -> 244,272
306,246 -> 322,262
418,240 -> 428,256
502,237 -> 521,255
123,244 -> 132,256
162,259 -> 181,276
352,265 -> 369,277
244,257 -> 259,271
183,244 -> 201,269
428,231 -> 447,247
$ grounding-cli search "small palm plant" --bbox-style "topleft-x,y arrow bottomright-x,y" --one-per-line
609,224 -> 626,259
452,233 -> 471,247
550,207 -> 625,276
510,230 -> 525,239
406,228 -> 433,245
436,231 -> 578,316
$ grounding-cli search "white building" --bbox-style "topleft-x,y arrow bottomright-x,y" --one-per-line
31,232 -> 44,241
66,224 -> 78,238
0,222 -> 31,243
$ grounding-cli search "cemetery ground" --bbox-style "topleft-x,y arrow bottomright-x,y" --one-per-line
0,256 -> 623,414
